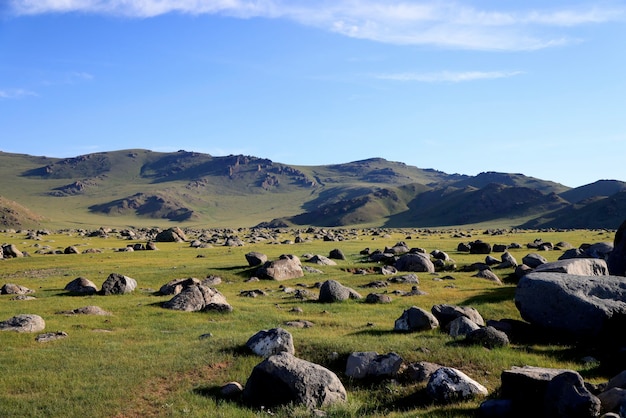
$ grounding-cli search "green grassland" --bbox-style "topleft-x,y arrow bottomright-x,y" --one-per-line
0,227 -> 617,417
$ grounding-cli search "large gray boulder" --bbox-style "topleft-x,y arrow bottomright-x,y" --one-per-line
101,273 -> 137,295
242,352 -> 347,408
345,352 -> 403,379
394,253 -> 435,273
426,367 -> 488,404
162,284 -> 232,312
159,277 -> 201,296
515,272 -> 626,339
256,255 -> 303,281
608,219 -> 626,276
522,253 -> 547,268
394,306 -> 439,332
0,314 -> 45,333
245,252 -> 267,267
1,283 -> 34,295
318,280 -> 362,303
431,304 -> 485,329
246,328 -> 295,358
498,366 -> 600,417
534,258 -> 608,276
155,227 -> 186,242
64,277 -> 98,295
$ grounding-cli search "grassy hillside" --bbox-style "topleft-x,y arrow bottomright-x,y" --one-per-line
1,149 -> 624,230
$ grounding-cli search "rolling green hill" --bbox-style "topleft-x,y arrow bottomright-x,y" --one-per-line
0,149 -> 623,229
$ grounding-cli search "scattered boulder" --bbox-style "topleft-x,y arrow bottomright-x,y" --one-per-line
1,244 -> 23,258
162,284 -> 232,312
256,255 -> 304,281
515,272 -> 626,339
328,248 -> 346,260
497,251 -> 518,268
159,277 -> 201,296
58,306 -> 111,315
394,253 -> 435,273
35,331 -> 68,343
405,361 -> 442,383
448,316 -> 480,338
394,306 -> 439,332
242,352 -> 347,408
246,327 -> 295,357
608,219 -> 626,276
64,246 -> 80,254
307,255 -> 337,266
245,252 -> 267,267
472,269 -> 501,284
496,366 -> 600,417
388,274 -> 419,284
220,381 -> 243,398
64,277 -> 98,295
534,258 -> 608,276
318,280 -> 362,303
469,240 -> 492,255
426,367 -> 488,404
155,227 -> 186,242
1,283 -> 34,295
544,370 -> 601,417
365,293 -> 392,304
0,314 -> 45,333
586,241 -> 614,259
345,351 -> 403,379
431,304 -> 485,329
284,320 -> 314,328
522,253 -> 547,268
100,273 -> 137,295
465,326 -> 509,348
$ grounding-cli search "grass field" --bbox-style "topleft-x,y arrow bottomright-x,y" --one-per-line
0,227 -> 616,417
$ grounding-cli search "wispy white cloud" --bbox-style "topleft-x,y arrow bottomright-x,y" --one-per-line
7,1 -> 626,50
0,88 -> 38,99
376,70 -> 524,83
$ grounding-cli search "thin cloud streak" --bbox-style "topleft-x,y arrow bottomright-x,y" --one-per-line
376,70 -> 524,83
0,88 -> 38,99
7,1 -> 626,50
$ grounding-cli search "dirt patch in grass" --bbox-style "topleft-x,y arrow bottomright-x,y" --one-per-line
0,268 -> 66,280
112,362 -> 231,418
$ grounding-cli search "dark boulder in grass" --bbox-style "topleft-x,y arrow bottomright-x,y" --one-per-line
345,351 -> 403,379
0,314 -> 45,333
100,273 -> 137,295
155,227 -> 186,242
243,352 -> 347,409
426,367 -> 488,404
256,254 -> 304,281
246,327 -> 295,358
394,253 -> 435,273
608,219 -> 626,276
431,304 -> 485,329
159,277 -> 201,296
162,284 -> 232,312
469,240 -> 492,255
515,272 -> 626,340
245,251 -> 267,267
318,280 -> 362,303
394,306 -> 439,332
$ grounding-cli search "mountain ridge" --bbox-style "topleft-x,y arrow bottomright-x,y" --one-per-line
0,148 -> 624,229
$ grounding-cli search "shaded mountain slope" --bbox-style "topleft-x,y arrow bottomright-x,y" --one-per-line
519,191 -> 626,230
559,180 -> 626,203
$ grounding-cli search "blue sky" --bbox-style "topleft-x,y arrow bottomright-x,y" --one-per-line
1,1 -> 625,188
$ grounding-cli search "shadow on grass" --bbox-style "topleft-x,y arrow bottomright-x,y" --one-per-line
459,286 -> 516,306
